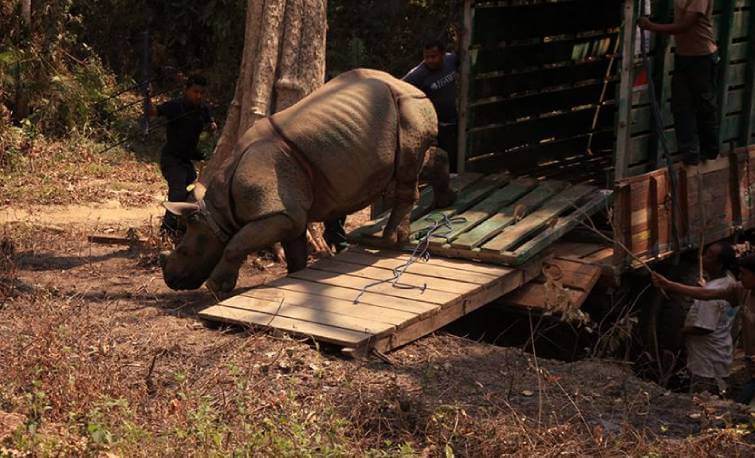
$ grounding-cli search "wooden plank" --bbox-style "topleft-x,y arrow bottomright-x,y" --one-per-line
502,284 -> 585,310
239,287 -> 419,326
349,247 -> 513,276
716,0 -> 736,150
742,7 -> 755,145
529,258 -> 601,292
648,175 -> 659,257
331,251 -> 497,284
612,182 -> 631,268
678,168 -> 690,244
87,235 -> 149,246
348,173 -> 483,240
198,305 -> 371,347
221,295 -> 396,336
482,184 -> 596,253
458,0 -> 473,173
614,0 -> 637,180
652,0 -> 673,168
287,268 -> 459,305
729,152 -> 743,226
372,257 -> 541,352
410,173 -> 510,235
451,180 -> 569,250
582,247 -> 614,264
427,177 -> 537,246
266,277 -> 440,316
497,190 -> 611,265
306,259 -> 479,295
551,241 -> 607,259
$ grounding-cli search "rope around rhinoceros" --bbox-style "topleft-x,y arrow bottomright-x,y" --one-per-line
352,213 -> 467,304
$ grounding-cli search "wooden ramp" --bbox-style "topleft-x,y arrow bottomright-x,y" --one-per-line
349,173 -> 612,267
200,173 -> 612,354
199,247 -> 542,354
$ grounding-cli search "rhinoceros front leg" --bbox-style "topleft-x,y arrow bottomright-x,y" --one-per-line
207,214 -> 304,293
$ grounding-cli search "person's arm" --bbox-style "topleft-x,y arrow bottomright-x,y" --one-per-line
202,105 -> 218,132
651,272 -> 736,301
151,100 -> 177,119
638,11 -> 700,35
402,66 -> 422,87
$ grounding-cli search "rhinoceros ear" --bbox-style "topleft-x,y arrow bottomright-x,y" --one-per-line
163,201 -> 201,216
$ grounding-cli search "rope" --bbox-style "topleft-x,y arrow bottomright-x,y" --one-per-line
639,4 -> 681,259
352,214 -> 467,304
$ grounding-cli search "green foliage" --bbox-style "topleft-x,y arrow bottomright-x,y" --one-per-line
327,0 -> 462,77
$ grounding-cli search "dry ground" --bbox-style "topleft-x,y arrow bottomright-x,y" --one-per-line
0,218 -> 754,457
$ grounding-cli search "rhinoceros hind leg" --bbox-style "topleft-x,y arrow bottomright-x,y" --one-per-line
420,146 -> 456,209
207,213 -> 303,292
281,231 -> 308,273
378,183 -> 417,247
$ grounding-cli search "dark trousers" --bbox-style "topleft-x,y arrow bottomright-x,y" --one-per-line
438,123 -> 458,173
160,154 -> 197,231
671,54 -> 720,165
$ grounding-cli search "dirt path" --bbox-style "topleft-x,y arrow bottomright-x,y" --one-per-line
0,200 -> 164,228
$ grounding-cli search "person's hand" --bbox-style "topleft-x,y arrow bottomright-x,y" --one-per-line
651,271 -> 670,289
638,17 -> 654,31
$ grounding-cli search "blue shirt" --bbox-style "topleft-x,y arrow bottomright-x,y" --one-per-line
402,53 -> 459,125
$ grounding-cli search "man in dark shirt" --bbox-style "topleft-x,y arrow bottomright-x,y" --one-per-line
148,74 -> 217,233
402,39 -> 460,172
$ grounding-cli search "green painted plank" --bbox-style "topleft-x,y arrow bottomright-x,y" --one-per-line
629,129 -> 677,165
347,173 -> 483,240
409,172 -> 509,236
481,183 -> 596,253
451,180 -> 568,250
651,0 -> 673,168
741,2 -> 755,145
716,1 -> 736,150
497,190 -> 612,266
729,63 -> 746,87
427,177 -> 538,247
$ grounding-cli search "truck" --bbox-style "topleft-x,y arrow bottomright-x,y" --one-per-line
455,0 -> 755,367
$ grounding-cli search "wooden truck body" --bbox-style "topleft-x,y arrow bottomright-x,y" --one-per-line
459,0 -> 755,274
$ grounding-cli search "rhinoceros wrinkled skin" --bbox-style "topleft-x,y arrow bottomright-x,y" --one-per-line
160,69 -> 456,292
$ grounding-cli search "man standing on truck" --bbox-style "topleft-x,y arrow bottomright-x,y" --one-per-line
148,74 -> 217,235
682,242 -> 738,395
639,0 -> 719,165
403,37 -> 460,172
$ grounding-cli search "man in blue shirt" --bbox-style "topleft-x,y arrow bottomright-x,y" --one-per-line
402,39 -> 460,172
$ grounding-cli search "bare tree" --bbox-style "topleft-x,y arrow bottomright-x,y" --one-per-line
198,0 -> 327,191
196,0 -> 328,260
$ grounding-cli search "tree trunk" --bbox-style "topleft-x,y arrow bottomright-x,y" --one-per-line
20,0 -> 31,26
196,0 -> 329,257
199,0 -> 326,190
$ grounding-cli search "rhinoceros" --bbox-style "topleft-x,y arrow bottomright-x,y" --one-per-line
160,68 -> 456,292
